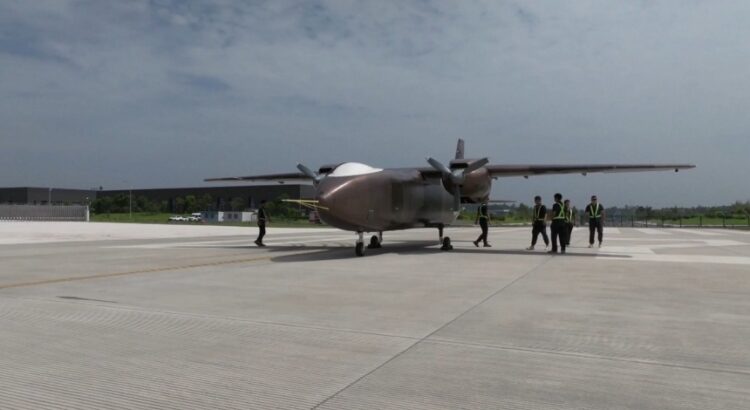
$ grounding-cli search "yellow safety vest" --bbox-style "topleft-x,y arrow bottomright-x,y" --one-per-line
553,202 -> 566,220
589,203 -> 601,219
566,208 -> 574,223
534,205 -> 544,221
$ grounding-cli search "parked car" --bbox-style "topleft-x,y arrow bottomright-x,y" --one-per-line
168,215 -> 186,222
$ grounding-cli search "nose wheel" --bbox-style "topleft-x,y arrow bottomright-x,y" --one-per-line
367,232 -> 382,249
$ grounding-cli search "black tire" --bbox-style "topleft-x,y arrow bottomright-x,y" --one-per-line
367,235 -> 381,249
355,242 -> 365,257
441,236 -> 453,251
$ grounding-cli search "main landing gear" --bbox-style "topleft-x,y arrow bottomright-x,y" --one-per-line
355,232 -> 365,257
438,224 -> 453,251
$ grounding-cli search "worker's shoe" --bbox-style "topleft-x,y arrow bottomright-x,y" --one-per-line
526,245 -> 534,251
598,242 -> 602,248
473,240 -> 479,248
547,250 -> 558,254
255,240 -> 264,247
588,244 -> 593,248
483,243 -> 491,248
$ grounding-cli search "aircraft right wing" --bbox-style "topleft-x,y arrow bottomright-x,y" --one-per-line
484,163 -> 695,178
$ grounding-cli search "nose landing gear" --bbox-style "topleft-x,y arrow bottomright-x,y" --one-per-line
367,234 -> 382,249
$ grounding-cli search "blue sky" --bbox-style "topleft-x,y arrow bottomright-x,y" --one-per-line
1,0 -> 748,207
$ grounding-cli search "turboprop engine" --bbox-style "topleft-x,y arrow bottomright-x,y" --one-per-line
427,157 -> 492,205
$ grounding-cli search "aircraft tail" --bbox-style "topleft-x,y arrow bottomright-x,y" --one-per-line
455,139 -> 465,160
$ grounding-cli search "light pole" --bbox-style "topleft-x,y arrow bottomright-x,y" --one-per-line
129,187 -> 132,220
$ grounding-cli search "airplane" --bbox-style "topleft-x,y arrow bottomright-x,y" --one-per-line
206,140 -> 694,256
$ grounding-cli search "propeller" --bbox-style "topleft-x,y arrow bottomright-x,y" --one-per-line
297,163 -> 323,183
427,157 -> 489,211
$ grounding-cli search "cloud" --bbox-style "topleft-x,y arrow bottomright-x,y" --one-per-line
1,0 -> 749,206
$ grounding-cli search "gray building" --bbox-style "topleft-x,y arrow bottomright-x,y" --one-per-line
98,184 -> 315,212
0,187 -> 97,205
1,184 -> 315,213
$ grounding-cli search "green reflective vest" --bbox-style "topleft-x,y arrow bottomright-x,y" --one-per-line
553,202 -> 566,220
534,205 -> 544,221
589,203 -> 601,219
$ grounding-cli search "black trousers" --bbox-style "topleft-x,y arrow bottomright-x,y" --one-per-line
589,219 -> 603,244
566,223 -> 574,245
476,219 -> 489,245
257,222 -> 266,243
531,221 -> 549,246
551,220 -> 567,252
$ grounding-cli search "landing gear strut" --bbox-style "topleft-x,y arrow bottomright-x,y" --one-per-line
355,232 -> 365,257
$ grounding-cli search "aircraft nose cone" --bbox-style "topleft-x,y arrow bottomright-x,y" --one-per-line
315,178 -> 361,231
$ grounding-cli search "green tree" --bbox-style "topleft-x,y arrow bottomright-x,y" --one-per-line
184,195 -> 197,213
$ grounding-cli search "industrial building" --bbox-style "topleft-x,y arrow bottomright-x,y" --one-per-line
0,184 -> 314,213
0,187 -> 97,205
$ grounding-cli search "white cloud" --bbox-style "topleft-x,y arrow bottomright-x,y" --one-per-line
1,0 -> 749,205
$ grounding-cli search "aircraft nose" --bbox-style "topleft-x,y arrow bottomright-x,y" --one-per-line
315,179 -> 360,230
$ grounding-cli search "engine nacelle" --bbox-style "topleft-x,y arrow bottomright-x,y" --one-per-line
440,167 -> 492,203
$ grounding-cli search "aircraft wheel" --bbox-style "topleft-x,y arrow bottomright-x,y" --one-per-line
367,235 -> 381,249
355,242 -> 365,257
440,236 -> 453,251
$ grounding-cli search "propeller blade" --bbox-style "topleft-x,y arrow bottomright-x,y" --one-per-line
297,163 -> 320,182
427,158 -> 461,183
462,157 -> 489,175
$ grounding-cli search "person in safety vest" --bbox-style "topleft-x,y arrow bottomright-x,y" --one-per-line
564,199 -> 576,246
548,193 -> 567,254
526,195 -> 549,250
585,195 -> 605,248
473,202 -> 491,247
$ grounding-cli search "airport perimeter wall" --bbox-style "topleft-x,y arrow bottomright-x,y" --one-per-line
0,205 -> 89,221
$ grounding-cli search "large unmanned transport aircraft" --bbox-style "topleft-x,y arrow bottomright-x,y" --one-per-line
207,140 -> 694,256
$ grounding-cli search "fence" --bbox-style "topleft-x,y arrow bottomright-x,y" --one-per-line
592,215 -> 750,229
0,204 -> 90,221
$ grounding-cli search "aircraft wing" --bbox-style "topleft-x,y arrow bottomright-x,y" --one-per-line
204,172 -> 312,182
484,164 -> 695,178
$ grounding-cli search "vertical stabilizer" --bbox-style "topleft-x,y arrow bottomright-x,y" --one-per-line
455,139 -> 465,160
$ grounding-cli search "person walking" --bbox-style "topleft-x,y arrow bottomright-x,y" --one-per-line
473,201 -> 491,247
526,195 -> 549,250
549,193 -> 567,254
255,200 -> 269,247
585,195 -> 605,248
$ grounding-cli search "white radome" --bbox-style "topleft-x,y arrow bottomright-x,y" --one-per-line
328,162 -> 383,177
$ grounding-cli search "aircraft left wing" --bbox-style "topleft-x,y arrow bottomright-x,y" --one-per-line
204,172 -> 312,182
484,164 -> 695,178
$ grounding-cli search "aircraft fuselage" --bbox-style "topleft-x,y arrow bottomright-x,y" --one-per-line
315,164 -> 490,233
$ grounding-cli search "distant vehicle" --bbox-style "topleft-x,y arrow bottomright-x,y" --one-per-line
187,214 -> 202,222
168,215 -> 187,222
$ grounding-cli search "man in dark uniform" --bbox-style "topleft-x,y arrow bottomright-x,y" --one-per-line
564,199 -> 576,246
255,200 -> 269,247
526,195 -> 549,250
585,195 -> 605,248
549,193 -> 567,254
473,201 -> 491,247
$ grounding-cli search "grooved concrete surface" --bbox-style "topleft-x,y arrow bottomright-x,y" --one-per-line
1,222 -> 749,409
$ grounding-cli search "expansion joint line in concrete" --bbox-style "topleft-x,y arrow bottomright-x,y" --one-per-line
311,255 -> 556,409
0,255 -> 274,290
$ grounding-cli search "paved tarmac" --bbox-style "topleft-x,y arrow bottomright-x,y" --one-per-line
1,222 -> 749,409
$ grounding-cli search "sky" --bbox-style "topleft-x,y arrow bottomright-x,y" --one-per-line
1,0 -> 748,207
